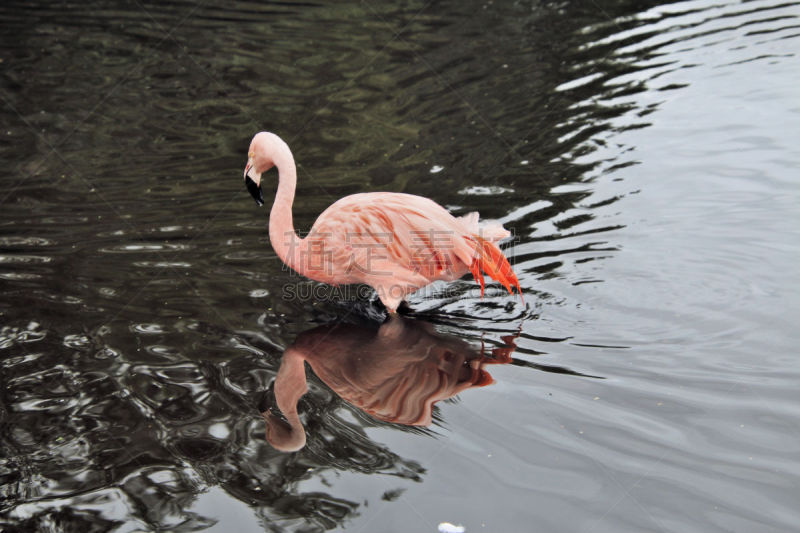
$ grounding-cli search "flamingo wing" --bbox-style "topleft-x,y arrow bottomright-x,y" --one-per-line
309,192 -> 476,284
309,192 -> 522,300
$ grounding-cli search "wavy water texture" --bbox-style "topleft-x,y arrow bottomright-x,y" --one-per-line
1,0 -> 799,531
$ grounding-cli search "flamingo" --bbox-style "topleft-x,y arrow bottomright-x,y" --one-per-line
243,131 -> 523,312
264,316 -> 516,452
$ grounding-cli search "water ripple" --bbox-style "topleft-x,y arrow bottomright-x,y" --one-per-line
1,0 -> 798,531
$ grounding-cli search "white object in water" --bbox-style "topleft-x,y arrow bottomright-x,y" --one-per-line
438,523 -> 466,533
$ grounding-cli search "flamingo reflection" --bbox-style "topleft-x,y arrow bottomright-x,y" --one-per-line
263,316 -> 516,452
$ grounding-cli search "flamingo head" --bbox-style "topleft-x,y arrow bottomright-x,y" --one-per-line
243,132 -> 280,206
262,410 -> 306,452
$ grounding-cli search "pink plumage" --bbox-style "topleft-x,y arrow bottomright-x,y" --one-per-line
243,131 -> 522,312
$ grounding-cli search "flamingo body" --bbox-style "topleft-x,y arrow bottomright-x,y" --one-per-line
244,132 -> 522,312
265,316 -> 515,451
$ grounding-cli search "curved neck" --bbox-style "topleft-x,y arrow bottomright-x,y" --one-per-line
275,348 -> 308,415
268,147 -> 302,270
264,347 -> 309,452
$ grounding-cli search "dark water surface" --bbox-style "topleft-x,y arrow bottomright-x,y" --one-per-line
1,0 -> 799,531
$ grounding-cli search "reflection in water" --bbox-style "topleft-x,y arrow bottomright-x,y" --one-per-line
264,316 -> 516,451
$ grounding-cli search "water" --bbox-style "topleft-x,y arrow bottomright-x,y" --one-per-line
1,0 -> 799,531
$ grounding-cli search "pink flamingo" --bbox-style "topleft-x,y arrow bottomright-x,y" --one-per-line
264,316 -> 517,452
244,132 -> 523,312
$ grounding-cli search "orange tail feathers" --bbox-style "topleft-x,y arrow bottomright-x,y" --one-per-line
469,236 -> 524,303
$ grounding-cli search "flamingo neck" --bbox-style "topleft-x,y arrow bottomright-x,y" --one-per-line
265,347 -> 308,452
275,348 -> 308,413
268,148 -> 303,272
273,404 -> 304,451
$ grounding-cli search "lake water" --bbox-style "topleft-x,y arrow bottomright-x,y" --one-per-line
1,0 -> 799,531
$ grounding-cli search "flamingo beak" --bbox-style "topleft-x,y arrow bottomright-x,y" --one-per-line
244,160 -> 263,206
246,176 -> 263,206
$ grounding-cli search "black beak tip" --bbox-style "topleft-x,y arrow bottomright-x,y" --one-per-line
245,176 -> 264,206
